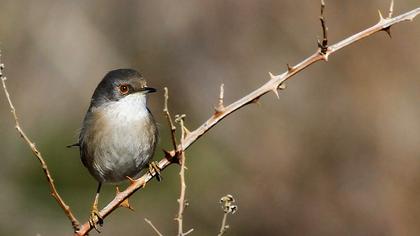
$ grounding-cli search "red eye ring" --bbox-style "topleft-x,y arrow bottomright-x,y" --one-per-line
119,84 -> 129,95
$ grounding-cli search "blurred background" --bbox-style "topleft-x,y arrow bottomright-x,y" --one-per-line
0,0 -> 419,235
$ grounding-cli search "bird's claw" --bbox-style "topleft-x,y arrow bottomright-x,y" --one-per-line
89,205 -> 103,232
148,161 -> 162,181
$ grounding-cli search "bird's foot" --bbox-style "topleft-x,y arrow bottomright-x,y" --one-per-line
88,204 -> 103,232
115,186 -> 134,211
148,161 -> 162,181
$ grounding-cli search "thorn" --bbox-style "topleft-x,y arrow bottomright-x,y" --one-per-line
251,96 -> 261,105
126,176 -> 137,184
378,10 -> 385,22
319,52 -> 329,62
214,83 -> 225,114
287,64 -> 294,73
116,186 -> 134,211
272,88 -> 279,99
183,126 -> 191,136
383,27 -> 392,38
279,83 -> 287,90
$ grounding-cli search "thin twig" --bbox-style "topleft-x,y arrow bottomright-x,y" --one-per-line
184,228 -> 194,235
0,54 -> 80,231
174,114 -> 190,236
163,87 -> 178,151
217,195 -> 237,236
318,0 -> 328,54
75,6 -> 420,236
218,213 -> 228,236
144,218 -> 164,236
389,0 -> 395,18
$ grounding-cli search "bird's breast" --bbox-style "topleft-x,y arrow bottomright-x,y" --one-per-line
81,94 -> 157,183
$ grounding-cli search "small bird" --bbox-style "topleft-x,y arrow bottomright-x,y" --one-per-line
71,69 -> 159,230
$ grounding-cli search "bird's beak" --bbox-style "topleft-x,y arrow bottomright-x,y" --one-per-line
143,87 -> 157,94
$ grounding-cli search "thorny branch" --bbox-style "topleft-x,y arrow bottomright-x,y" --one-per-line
174,114 -> 193,236
75,3 -> 420,235
0,54 -> 81,231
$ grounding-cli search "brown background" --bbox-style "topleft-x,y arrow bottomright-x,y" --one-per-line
0,0 -> 420,235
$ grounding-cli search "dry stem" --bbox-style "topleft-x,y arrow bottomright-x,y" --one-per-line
318,0 -> 328,53
217,213 -> 228,236
217,195 -> 237,236
174,115 -> 192,236
163,87 -> 178,151
0,56 -> 80,231
144,218 -> 164,236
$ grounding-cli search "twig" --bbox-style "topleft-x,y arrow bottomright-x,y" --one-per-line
144,218 -> 164,236
174,114 -> 191,236
218,213 -> 229,236
217,195 -> 238,236
163,87 -> 178,151
389,0 -> 395,18
75,5 -> 420,235
318,0 -> 328,54
0,54 -> 80,231
215,83 -> 225,114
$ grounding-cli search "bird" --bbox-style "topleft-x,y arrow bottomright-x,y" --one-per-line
70,69 -> 159,230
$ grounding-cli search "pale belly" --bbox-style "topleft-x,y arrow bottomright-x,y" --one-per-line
81,97 -> 158,184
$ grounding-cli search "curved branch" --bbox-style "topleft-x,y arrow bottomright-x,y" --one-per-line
0,58 -> 80,231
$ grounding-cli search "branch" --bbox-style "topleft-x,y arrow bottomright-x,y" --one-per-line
75,4 -> 420,235
174,114 -> 193,236
0,54 -> 80,231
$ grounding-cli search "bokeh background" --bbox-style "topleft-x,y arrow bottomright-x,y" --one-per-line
0,0 -> 420,235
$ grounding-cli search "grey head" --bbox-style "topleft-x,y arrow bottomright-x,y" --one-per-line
90,68 -> 156,109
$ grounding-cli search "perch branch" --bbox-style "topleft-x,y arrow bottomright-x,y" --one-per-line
73,4 -> 420,235
0,55 -> 80,231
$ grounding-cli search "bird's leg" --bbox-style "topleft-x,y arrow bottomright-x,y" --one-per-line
89,182 -> 103,232
115,185 -> 134,211
148,161 -> 162,181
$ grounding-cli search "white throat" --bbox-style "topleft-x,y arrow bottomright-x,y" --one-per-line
102,93 -> 149,122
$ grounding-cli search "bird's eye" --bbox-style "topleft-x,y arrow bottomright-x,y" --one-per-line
119,84 -> 129,95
